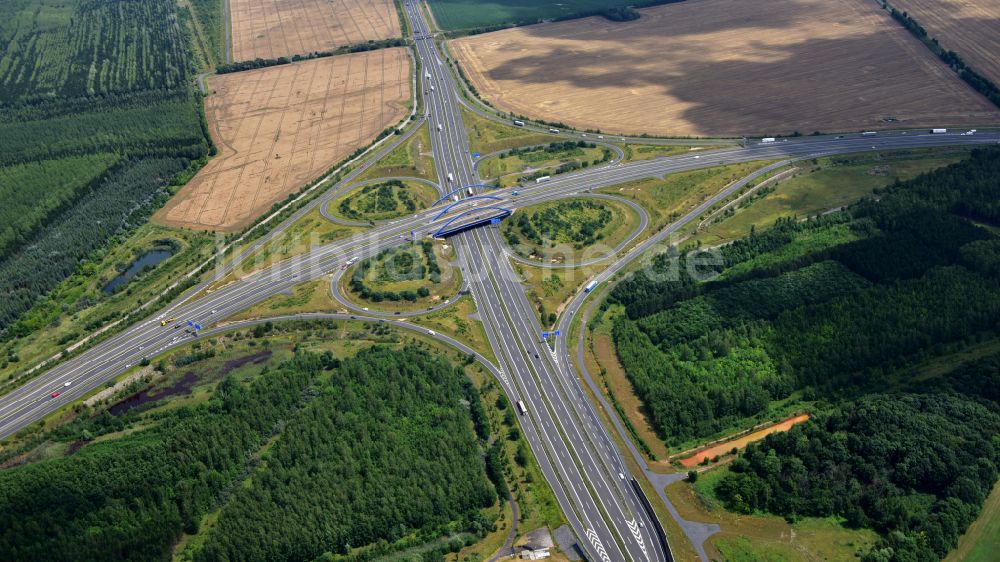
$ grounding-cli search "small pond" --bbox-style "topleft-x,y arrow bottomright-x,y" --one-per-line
102,249 -> 172,294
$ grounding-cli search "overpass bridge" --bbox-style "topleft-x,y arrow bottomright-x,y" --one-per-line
430,191 -> 513,238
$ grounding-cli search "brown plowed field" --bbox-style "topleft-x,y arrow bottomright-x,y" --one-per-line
156,49 -> 410,232
890,0 -> 1000,85
230,0 -> 400,61
451,0 -> 1000,136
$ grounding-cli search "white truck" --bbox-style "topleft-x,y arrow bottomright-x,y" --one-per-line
447,172 -> 454,182
437,123 -> 443,131
513,120 -> 525,127
466,187 -> 474,196
548,128 -> 560,134
517,400 -> 528,416
861,131 -> 877,136
535,176 -> 551,184
930,128 -> 948,134
761,137 -> 776,143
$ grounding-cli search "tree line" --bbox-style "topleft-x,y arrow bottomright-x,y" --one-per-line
216,39 -> 406,74
889,7 -> 1000,108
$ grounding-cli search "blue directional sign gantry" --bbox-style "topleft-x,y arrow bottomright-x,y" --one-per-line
194,323 -> 202,331
187,320 -> 193,327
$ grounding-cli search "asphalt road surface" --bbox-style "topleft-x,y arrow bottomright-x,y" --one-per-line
2,3 -> 999,559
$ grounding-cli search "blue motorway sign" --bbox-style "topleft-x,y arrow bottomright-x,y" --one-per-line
194,323 -> 202,331
187,320 -> 193,327
541,331 -> 549,338
472,152 -> 481,158
491,217 -> 501,225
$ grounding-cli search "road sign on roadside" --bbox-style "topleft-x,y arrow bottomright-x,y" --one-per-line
194,323 -> 202,331
541,331 -> 549,339
187,320 -> 193,327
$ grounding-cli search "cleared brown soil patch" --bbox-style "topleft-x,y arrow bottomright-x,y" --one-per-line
678,414 -> 810,468
451,0 -> 1000,136
230,0 -> 400,61
890,0 -> 1000,85
156,49 -> 410,231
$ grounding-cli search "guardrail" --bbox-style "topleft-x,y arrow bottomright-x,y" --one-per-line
630,477 -> 676,562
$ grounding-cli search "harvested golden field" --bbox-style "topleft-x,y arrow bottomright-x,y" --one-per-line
890,0 -> 1000,85
230,0 -> 400,61
451,0 -> 1000,136
156,49 -> 410,232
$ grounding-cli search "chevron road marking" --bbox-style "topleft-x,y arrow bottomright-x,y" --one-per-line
627,518 -> 649,558
586,528 -> 612,562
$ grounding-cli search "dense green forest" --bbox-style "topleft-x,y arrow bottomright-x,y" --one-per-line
717,363 -> 1000,562
0,153 -> 117,258
0,346 -> 497,562
194,347 -> 496,561
610,148 -> 1000,444
0,0 -> 209,337
0,0 -> 190,101
608,148 -> 1000,560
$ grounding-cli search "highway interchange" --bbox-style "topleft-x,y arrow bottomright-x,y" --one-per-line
3,2 -> 1000,560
